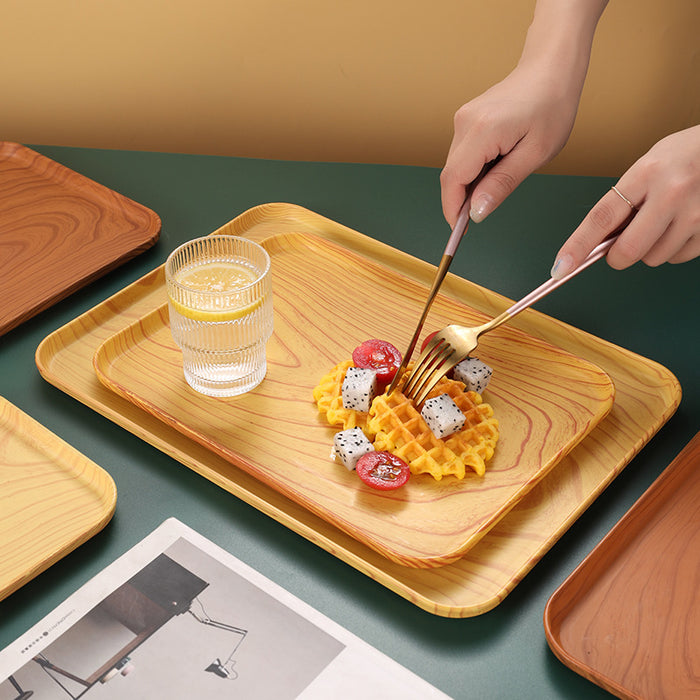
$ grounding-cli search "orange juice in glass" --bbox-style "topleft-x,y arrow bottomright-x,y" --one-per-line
165,235 -> 272,397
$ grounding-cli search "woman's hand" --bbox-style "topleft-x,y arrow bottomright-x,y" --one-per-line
440,63 -> 581,228
551,125 -> 700,278
440,0 -> 607,228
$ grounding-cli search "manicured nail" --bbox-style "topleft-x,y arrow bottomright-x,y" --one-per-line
550,254 -> 574,280
469,195 -> 493,223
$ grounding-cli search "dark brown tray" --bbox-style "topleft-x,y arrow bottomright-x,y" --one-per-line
0,142 -> 161,336
544,431 -> 700,699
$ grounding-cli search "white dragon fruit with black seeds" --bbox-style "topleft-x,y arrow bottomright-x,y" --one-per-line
421,393 -> 466,439
453,357 -> 493,393
341,366 -> 378,413
333,427 -> 375,470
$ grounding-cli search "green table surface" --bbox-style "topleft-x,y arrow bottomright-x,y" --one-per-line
1,145 -> 697,699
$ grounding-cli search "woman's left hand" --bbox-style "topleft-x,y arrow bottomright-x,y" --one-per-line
551,125 -> 700,278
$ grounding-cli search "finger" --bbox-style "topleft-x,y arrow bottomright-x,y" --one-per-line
467,150 -> 532,222
440,157 -> 487,228
442,142 -> 543,227
604,210 -> 666,270
440,131 -> 496,227
605,186 -> 681,268
551,185 -> 640,279
643,219 -> 700,266
667,234 -> 700,264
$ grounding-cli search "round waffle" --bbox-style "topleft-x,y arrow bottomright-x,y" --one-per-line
313,361 -> 499,480
313,360 -> 370,432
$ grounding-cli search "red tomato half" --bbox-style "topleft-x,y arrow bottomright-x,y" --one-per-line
420,331 -> 439,352
356,451 -> 410,490
419,331 -> 456,379
352,339 -> 402,384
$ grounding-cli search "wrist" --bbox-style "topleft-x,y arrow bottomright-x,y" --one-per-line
518,0 -> 608,95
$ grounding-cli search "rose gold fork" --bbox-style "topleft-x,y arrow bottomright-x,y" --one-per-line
399,233 -> 621,404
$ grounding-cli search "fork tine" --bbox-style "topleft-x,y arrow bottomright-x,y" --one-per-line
398,338 -> 448,397
403,338 -> 455,399
412,353 -> 466,405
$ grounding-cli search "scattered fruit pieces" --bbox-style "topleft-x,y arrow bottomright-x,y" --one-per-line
420,331 -> 439,353
453,358 -> 493,393
355,451 -> 410,490
333,427 -> 375,470
421,393 -> 466,439
341,366 -> 378,413
352,339 -> 402,384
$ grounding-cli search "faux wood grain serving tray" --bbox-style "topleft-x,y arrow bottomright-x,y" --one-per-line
35,204 -> 681,616
91,231 -> 614,569
544,431 -> 700,699
0,396 -> 116,601
0,142 -> 161,336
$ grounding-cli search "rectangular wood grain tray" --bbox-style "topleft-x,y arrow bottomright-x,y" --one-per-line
0,142 -> 161,336
0,396 -> 117,601
35,203 -> 681,616
544,431 -> 700,699
91,230 -> 614,569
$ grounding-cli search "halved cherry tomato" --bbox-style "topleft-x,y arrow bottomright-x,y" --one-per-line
356,451 -> 410,490
420,331 -> 439,352
420,331 -> 456,379
352,339 -> 402,384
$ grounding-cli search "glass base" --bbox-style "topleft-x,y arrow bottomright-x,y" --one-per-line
183,358 -> 267,397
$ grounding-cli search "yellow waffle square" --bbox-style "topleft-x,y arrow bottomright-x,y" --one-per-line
368,376 -> 498,479
313,361 -> 499,480
313,360 -> 370,432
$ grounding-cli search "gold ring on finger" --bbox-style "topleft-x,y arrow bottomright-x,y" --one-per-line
611,185 -> 637,210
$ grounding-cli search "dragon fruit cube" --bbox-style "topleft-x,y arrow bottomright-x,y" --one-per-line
421,393 -> 466,439
333,427 -> 375,470
342,367 -> 378,413
453,357 -> 493,393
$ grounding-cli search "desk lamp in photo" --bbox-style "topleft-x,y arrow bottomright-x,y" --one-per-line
18,554 -> 247,698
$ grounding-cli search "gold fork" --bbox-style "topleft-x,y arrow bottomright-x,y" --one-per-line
399,233 -> 621,404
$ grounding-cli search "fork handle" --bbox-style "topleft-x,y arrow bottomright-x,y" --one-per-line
487,233 -> 620,329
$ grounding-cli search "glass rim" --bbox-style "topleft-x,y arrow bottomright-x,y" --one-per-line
165,234 -> 271,297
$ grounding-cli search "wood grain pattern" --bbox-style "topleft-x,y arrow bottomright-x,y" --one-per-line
35,204 -> 681,614
93,231 -> 614,568
0,396 -> 116,601
544,431 -> 700,699
0,142 -> 161,336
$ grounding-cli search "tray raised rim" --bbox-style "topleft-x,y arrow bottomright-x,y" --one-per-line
543,431 -> 700,699
0,141 -> 161,336
0,396 -> 117,601
90,229 -> 615,568
35,203 -> 681,616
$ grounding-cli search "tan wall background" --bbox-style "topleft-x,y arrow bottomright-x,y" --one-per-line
2,0 -> 698,176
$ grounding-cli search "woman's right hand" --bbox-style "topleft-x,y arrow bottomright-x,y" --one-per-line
440,0 -> 608,229
440,62 -> 581,229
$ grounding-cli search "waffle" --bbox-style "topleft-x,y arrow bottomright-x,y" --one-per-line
313,361 -> 499,480
367,376 -> 499,479
313,360 -> 370,432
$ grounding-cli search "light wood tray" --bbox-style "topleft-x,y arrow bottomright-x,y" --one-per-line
0,396 -> 116,600
0,142 -> 161,336
35,204 -> 681,615
92,231 -> 614,568
544,431 -> 700,699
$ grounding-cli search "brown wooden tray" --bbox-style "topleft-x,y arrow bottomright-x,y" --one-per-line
92,231 -> 614,568
0,142 -> 161,336
0,396 -> 117,601
35,204 -> 681,615
544,431 -> 700,699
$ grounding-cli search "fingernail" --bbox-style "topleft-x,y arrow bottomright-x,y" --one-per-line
550,254 -> 574,280
469,195 -> 493,223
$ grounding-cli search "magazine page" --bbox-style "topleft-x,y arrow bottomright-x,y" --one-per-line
0,518 -> 450,699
